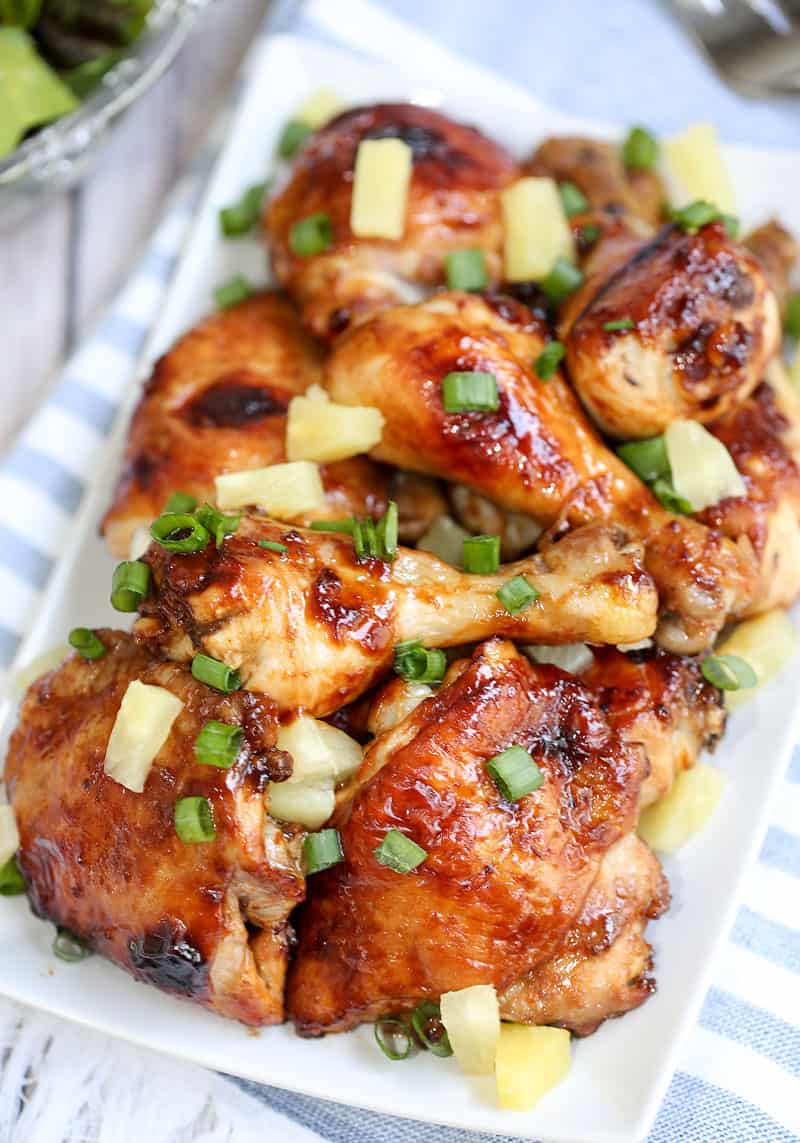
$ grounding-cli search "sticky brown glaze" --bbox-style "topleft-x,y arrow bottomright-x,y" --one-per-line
745,219 -> 798,315
134,515 -> 657,716
287,639 -> 651,1035
265,103 -> 520,340
563,221 -> 781,440
326,290 -> 757,651
5,630 -> 303,1026
101,291 -> 391,558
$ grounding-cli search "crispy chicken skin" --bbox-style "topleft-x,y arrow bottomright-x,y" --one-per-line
745,219 -> 798,315
326,290 -> 757,651
287,639 -> 662,1036
135,515 -> 657,716
5,631 -> 304,1026
265,103 -> 520,340
563,222 -> 781,440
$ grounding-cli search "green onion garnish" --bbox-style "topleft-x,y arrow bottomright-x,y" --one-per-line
0,856 -> 25,897
445,248 -> 487,292
174,796 -> 216,844
194,503 -> 241,548
377,500 -> 399,561
351,502 -> 400,561
53,927 -> 90,963
110,560 -> 150,612
621,125 -> 658,170
441,371 -> 499,413
194,721 -> 243,769
701,654 -> 758,692
462,534 -> 501,575
393,639 -> 447,684
68,627 -> 106,661
616,435 -> 669,484
579,222 -> 601,247
410,1001 -> 453,1057
652,477 -> 693,515
304,828 -> 345,875
258,539 -> 288,553
214,275 -> 252,310
541,257 -> 583,306
374,828 -> 427,874
289,212 -> 333,257
486,744 -> 543,801
164,491 -> 197,514
558,181 -> 589,217
191,653 -> 242,693
219,182 -> 267,237
277,119 -> 312,158
496,575 -> 540,614
670,200 -> 739,237
785,294 -> 800,338
310,518 -> 357,534
534,341 -> 565,380
374,1018 -> 412,1061
603,319 -> 635,333
150,512 -> 210,554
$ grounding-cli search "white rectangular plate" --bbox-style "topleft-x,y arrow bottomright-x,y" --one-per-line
1,28 -> 799,1143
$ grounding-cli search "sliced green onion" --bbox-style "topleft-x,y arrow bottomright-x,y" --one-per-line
445,248 -> 487,292
214,275 -> 252,310
150,512 -> 210,554
164,491 -> 197,514
347,503 -> 399,561
410,1001 -> 453,1057
194,721 -> 243,769
0,856 -> 25,897
393,640 -> 447,684
652,477 -> 693,515
616,435 -> 669,484
785,294 -> 800,338
534,340 -> 565,380
462,534 -> 501,574
195,503 -> 241,548
486,744 -> 543,801
558,181 -> 589,217
289,212 -> 333,257
441,371 -> 499,413
701,654 -> 758,692
174,796 -> 216,844
722,214 -> 740,239
496,575 -> 540,614
53,927 -> 91,963
277,119 -> 312,158
579,222 -> 601,247
191,653 -> 242,693
310,518 -> 357,534
304,828 -> 344,875
374,828 -> 427,873
670,200 -> 738,236
110,560 -> 150,612
258,539 -> 288,553
603,318 -> 635,332
219,182 -> 267,237
374,1018 -> 412,1061
68,627 -> 106,661
621,125 -> 658,170
541,257 -> 583,306
377,500 -> 399,561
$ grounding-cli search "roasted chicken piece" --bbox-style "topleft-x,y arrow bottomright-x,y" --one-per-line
134,515 -> 657,716
265,103 -> 520,340
745,219 -> 798,315
287,639 -> 665,1036
326,290 -> 757,652
562,221 -> 781,440
5,630 -> 304,1026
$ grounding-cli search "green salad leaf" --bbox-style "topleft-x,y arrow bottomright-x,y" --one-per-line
0,26 -> 78,157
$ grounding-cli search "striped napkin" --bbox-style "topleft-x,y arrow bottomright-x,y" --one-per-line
1,2 -> 798,1141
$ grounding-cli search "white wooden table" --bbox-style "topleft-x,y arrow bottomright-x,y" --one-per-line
0,0 -> 271,454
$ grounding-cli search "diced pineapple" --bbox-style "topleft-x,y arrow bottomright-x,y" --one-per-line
416,515 -> 471,566
716,609 -> 798,710
129,525 -> 152,561
495,1025 -> 571,1111
501,177 -> 574,283
350,138 -> 413,239
0,805 -> 19,868
663,122 -> 735,214
267,779 -> 335,830
665,419 -> 745,511
295,87 -> 344,129
277,715 -> 363,784
286,393 -> 384,463
13,644 -> 68,695
638,763 -> 726,853
104,681 -> 183,793
440,984 -> 500,1075
215,460 -> 325,517
522,643 -> 594,674
367,681 -> 433,737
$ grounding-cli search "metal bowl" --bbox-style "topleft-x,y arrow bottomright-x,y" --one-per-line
0,0 -> 213,228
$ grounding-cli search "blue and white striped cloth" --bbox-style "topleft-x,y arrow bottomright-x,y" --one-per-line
1,2 -> 798,1140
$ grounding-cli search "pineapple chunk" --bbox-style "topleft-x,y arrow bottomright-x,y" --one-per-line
267,779 -> 335,830
104,681 -> 183,793
277,715 -> 363,784
129,525 -> 152,561
665,419 -> 745,511
440,984 -> 500,1075
295,87 -> 343,129
13,643 -> 68,695
215,460 -> 325,517
523,643 -> 594,674
716,609 -> 798,710
501,177 -> 574,282
0,805 -> 19,868
286,393 -> 384,463
495,1025 -> 571,1111
416,514 -> 471,566
350,138 -> 413,239
663,122 -> 735,214
638,763 -> 726,853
